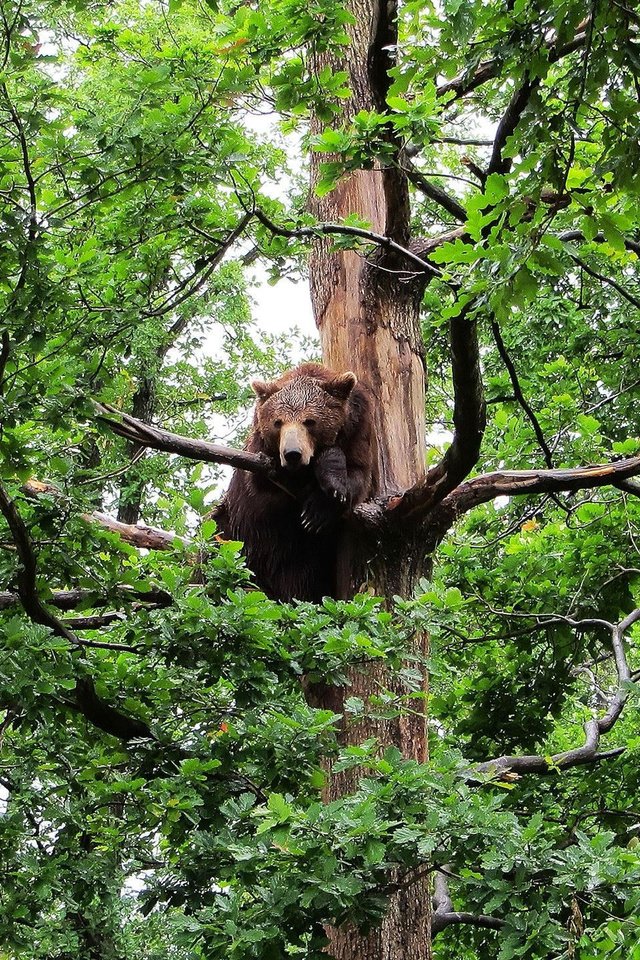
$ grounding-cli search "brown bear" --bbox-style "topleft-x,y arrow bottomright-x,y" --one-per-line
213,362 -> 376,602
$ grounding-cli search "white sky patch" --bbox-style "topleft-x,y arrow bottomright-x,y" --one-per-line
246,264 -> 316,346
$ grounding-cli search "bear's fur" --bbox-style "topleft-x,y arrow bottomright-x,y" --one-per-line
214,363 -> 376,602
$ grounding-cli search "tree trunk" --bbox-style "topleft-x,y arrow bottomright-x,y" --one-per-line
308,2 -> 432,956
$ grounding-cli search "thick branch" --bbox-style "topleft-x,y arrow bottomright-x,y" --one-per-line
432,871 -> 505,936
445,453 -> 640,516
409,303 -> 486,513
91,511 -> 192,550
96,403 -> 272,474
615,477 -> 640,497
22,479 -> 193,551
488,76 -> 538,176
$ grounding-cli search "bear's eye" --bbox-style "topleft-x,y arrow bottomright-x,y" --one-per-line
273,419 -> 283,428
303,418 -> 316,427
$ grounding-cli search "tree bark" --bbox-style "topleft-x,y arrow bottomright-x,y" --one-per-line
308,2 -> 432,956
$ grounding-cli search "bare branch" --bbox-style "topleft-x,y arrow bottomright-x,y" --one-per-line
95,403 -> 272,475
91,511 -> 192,551
253,208 -> 441,277
0,586 -> 172,612
432,871 -> 505,935
473,608 -> 639,778
436,136 -> 495,147
141,211 -> 252,320
22,479 -> 193,551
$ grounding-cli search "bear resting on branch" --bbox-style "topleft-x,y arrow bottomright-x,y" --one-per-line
214,363 -> 377,602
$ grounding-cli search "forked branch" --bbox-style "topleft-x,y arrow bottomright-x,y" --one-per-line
473,608 -> 640,779
95,406 -> 640,532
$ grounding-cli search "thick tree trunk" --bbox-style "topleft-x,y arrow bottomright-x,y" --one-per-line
308,2 -> 432,957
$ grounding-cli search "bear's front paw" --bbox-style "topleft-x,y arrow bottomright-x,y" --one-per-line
314,448 -> 348,504
300,491 -> 342,534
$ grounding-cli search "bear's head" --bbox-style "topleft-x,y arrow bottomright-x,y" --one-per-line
251,371 -> 357,469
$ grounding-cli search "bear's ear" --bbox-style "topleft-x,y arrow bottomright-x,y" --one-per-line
251,379 -> 279,401
323,371 -> 357,402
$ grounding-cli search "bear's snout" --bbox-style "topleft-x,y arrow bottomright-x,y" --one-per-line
280,423 -> 313,469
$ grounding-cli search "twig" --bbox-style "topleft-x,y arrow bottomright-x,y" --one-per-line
574,255 -> 640,311
490,319 -> 554,468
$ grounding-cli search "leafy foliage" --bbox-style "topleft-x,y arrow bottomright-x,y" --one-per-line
1,0 -> 640,958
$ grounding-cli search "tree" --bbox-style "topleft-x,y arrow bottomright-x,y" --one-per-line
1,0 -> 640,959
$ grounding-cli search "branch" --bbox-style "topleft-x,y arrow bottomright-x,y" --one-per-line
253,208 -> 441,277
615,477 -> 640,497
22,478 -> 193,551
95,403 -> 272,474
90,511 -> 192,550
384,300 -> 486,521
0,481 -> 154,741
490,319 -> 554,468
141,211 -> 252,320
473,608 -> 639,778
445,453 -> 640,516
437,22 -> 589,102
487,76 -> 539,177
558,230 -> 640,258
0,586 -> 173,612
403,160 -> 468,222
432,871 -> 505,935
0,329 -> 9,391
573,255 -> 640,311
